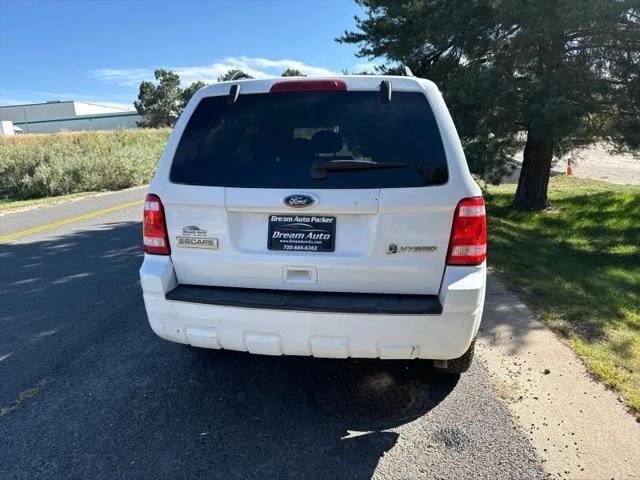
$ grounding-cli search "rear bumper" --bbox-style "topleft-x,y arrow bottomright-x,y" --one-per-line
140,256 -> 486,360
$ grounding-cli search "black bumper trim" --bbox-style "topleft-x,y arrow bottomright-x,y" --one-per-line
165,284 -> 442,315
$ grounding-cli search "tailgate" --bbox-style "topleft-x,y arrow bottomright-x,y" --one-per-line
165,186 -> 454,295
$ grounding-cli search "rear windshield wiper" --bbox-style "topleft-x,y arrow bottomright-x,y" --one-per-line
311,160 -> 407,180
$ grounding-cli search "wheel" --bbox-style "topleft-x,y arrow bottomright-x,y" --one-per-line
433,340 -> 475,374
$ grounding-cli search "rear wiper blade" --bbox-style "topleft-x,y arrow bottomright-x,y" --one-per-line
311,160 -> 407,180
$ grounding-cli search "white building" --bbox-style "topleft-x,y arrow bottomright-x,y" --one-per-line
0,101 -> 141,134
0,120 -> 21,135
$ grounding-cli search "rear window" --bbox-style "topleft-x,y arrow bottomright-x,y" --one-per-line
170,90 -> 448,189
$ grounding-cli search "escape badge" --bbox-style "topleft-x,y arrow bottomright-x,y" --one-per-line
176,225 -> 218,250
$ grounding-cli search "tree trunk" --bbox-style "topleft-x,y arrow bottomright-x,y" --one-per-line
513,130 -> 555,210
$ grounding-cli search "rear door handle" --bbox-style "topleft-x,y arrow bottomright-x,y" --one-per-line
283,266 -> 317,286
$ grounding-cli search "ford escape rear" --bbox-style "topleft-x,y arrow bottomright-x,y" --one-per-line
140,76 -> 486,373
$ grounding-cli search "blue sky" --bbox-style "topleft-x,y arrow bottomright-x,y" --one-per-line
0,0 -> 378,109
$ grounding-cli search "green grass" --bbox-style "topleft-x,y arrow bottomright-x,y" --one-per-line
0,128 -> 170,201
487,176 -> 640,412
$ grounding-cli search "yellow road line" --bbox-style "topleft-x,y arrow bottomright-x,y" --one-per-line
0,200 -> 143,243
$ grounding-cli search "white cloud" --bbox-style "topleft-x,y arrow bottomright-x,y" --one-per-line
88,69 -> 151,87
89,56 -> 339,87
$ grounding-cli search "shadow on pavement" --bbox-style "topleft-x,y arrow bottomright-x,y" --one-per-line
0,221 -> 458,480
298,356 -> 458,430
191,347 -> 459,428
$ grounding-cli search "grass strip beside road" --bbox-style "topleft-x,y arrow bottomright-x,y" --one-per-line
0,191 -> 102,214
0,199 -> 143,243
487,176 -> 640,413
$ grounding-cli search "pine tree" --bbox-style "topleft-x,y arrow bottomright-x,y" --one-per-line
217,69 -> 253,82
339,0 -> 640,209
134,70 -> 207,128
281,68 -> 306,77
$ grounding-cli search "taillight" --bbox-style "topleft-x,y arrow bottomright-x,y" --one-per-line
447,197 -> 486,265
270,80 -> 347,93
143,194 -> 170,255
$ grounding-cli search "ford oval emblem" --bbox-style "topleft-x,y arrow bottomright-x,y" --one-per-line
282,193 -> 317,209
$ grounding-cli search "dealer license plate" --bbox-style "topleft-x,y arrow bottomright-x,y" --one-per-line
268,214 -> 336,252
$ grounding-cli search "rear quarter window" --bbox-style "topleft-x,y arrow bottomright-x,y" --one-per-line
170,90 -> 448,189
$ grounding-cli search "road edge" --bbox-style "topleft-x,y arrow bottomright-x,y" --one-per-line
0,185 -> 148,217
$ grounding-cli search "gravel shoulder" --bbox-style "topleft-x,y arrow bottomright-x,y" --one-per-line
478,274 -> 640,480
506,145 -> 640,186
561,146 -> 640,186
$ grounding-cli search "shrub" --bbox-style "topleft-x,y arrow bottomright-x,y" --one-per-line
0,128 -> 171,200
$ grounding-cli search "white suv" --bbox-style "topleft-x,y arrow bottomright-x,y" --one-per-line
140,76 -> 486,373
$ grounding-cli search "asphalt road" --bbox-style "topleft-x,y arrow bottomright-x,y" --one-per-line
0,190 -> 548,480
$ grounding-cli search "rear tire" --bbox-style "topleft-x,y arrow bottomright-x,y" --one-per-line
434,340 -> 475,374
